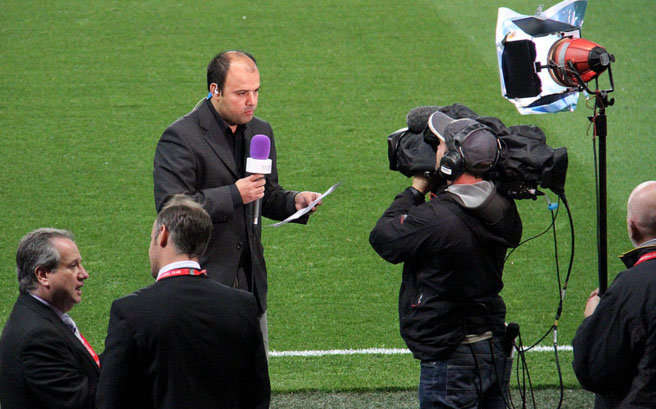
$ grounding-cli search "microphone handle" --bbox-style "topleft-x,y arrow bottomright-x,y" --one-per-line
253,198 -> 262,225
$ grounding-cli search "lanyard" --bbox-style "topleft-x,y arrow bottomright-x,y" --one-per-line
79,332 -> 100,367
635,251 -> 656,266
157,268 -> 207,281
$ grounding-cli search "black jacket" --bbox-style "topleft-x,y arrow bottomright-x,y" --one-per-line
97,274 -> 270,409
0,294 -> 100,409
572,244 -> 656,409
370,182 -> 522,361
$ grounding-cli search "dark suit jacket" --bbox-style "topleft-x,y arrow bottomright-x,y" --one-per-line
96,274 -> 270,409
153,100 -> 304,313
0,294 -> 100,409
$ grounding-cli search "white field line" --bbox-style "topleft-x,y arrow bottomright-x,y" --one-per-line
269,345 -> 572,357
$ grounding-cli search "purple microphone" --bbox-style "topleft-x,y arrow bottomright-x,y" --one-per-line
246,134 -> 272,225
249,134 -> 271,161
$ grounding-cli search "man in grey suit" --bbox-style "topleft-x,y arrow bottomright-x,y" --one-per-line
153,50 -> 320,347
0,228 -> 100,409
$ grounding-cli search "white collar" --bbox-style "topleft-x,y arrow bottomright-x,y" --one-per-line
156,260 -> 201,280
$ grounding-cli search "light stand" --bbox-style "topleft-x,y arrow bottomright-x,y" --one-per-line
589,83 -> 615,294
563,62 -> 615,294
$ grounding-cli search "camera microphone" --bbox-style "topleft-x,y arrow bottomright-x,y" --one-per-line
406,106 -> 442,133
246,134 -> 272,226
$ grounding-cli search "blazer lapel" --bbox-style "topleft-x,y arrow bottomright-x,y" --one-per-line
197,102 -> 238,178
57,316 -> 101,372
243,128 -> 256,158
243,128 -> 259,176
21,295 -> 100,373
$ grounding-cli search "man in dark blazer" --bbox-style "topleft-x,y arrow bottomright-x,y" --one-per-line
97,195 -> 270,409
572,181 -> 656,408
153,50 -> 320,346
0,228 -> 100,409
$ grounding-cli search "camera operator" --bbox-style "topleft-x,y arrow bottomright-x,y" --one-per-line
370,111 -> 522,409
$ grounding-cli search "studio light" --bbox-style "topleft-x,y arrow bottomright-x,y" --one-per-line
495,0 -> 613,114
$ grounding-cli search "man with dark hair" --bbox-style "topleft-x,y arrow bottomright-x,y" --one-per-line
206,49 -> 257,97
0,228 -> 99,409
370,111 -> 522,408
572,180 -> 656,409
153,50 -> 320,348
97,195 -> 270,409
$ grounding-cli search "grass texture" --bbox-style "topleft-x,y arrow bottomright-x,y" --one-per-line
1,0 -> 655,401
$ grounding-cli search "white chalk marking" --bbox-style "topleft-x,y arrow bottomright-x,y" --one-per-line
269,345 -> 572,357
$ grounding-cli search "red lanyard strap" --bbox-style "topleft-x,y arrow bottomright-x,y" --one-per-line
157,268 -> 207,281
79,332 -> 100,367
635,251 -> 656,266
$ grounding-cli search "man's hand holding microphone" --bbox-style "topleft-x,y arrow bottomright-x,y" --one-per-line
239,134 -> 321,225
236,175 -> 266,204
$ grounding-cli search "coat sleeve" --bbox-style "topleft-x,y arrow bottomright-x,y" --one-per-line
369,188 -> 434,264
21,328 -> 96,409
572,280 -> 640,394
96,300 -> 141,409
153,125 -> 237,222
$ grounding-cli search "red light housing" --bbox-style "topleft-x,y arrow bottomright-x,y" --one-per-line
548,37 -> 612,88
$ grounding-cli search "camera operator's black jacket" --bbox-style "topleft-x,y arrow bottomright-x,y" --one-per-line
369,182 -> 522,361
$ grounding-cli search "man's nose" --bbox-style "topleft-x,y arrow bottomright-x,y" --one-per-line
79,265 -> 89,280
246,91 -> 257,106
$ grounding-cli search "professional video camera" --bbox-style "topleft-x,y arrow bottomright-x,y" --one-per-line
387,103 -> 568,199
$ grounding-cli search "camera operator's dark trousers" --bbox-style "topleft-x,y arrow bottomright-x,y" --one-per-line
419,337 -> 511,409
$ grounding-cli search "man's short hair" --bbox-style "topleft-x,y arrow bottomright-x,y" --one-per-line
206,50 -> 257,92
16,228 -> 74,294
156,195 -> 213,258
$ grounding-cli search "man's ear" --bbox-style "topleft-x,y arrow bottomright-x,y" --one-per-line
157,225 -> 170,248
628,219 -> 643,246
34,266 -> 50,287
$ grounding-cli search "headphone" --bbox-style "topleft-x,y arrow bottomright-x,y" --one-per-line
438,122 -> 501,180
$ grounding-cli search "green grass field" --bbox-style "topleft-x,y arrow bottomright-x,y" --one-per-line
1,0 -> 654,406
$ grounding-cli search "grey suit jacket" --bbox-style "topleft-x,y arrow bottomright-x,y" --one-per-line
153,100 -> 304,313
0,294 -> 100,409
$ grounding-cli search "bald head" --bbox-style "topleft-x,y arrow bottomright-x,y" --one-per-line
627,181 -> 656,246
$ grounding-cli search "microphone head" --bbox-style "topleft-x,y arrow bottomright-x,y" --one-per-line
406,106 -> 442,133
250,134 -> 271,159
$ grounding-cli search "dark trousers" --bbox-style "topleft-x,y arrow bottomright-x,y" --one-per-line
419,337 -> 512,409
